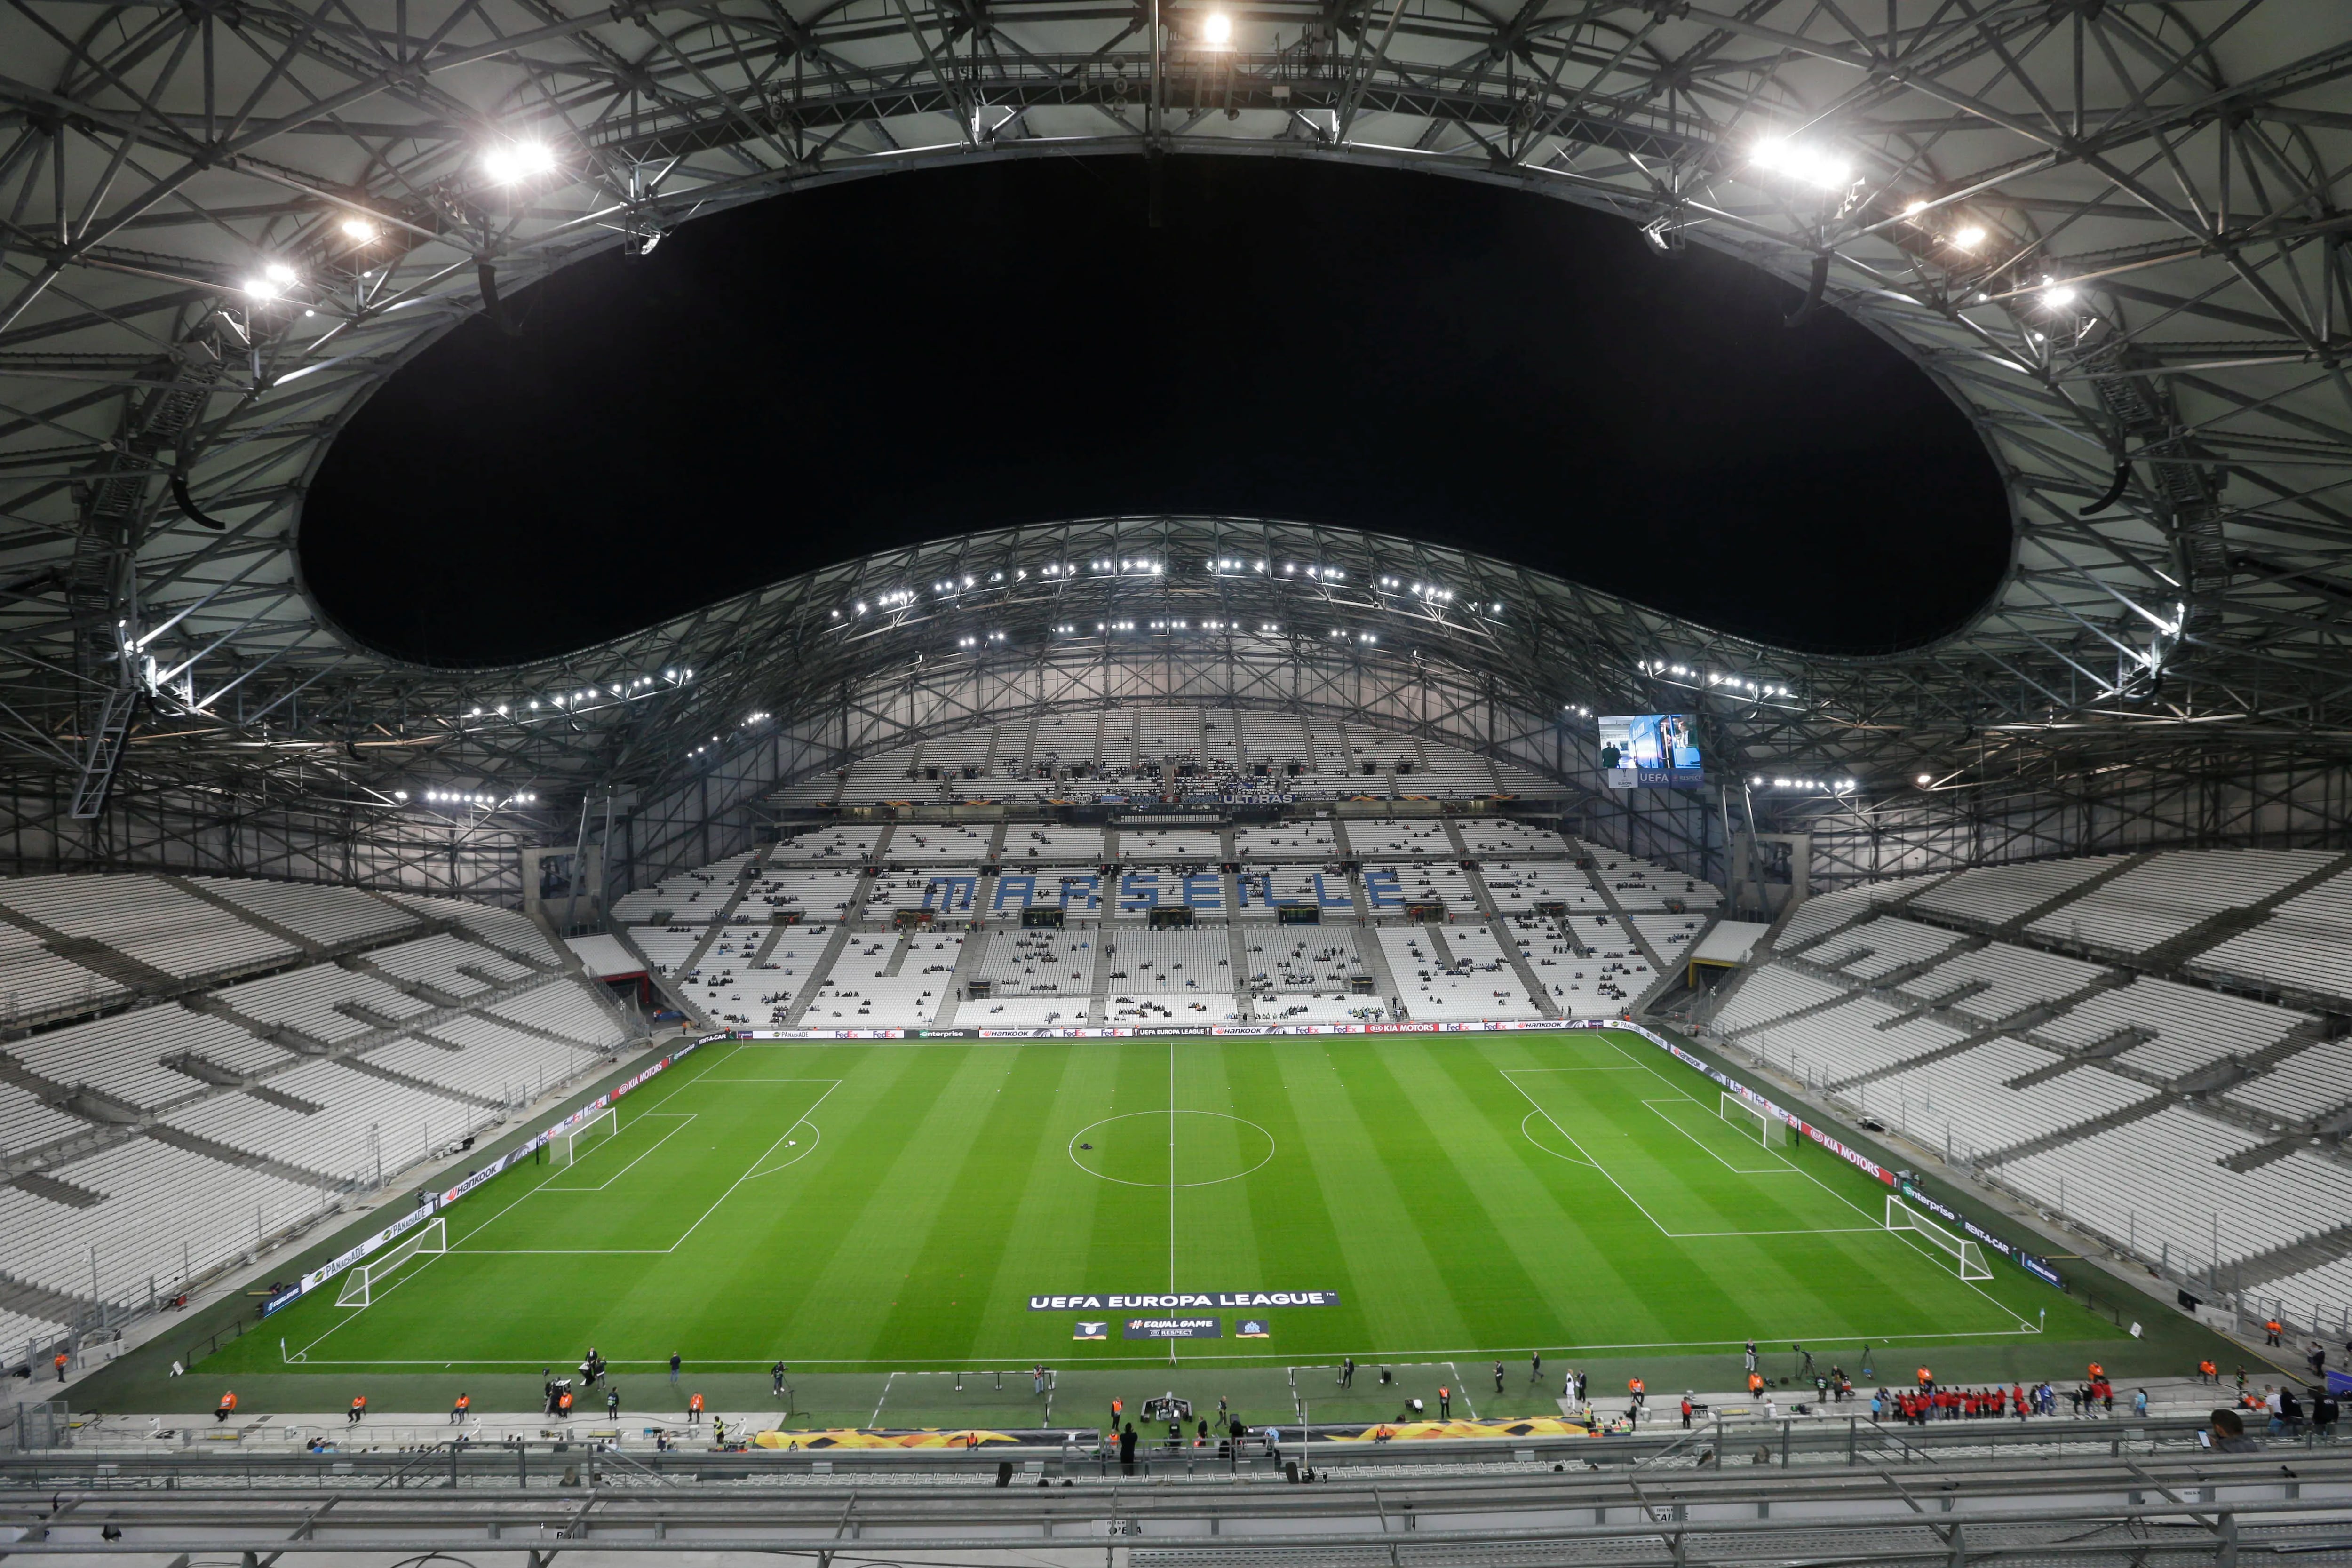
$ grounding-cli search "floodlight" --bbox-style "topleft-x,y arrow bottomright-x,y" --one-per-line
483,141 -> 557,183
243,276 -> 280,300
2042,280 -> 2079,308
1952,225 -> 1986,249
1751,137 -> 1851,190
1201,10 -> 1232,44
1916,773 -> 1932,786
340,216 -> 378,241
263,262 -> 298,286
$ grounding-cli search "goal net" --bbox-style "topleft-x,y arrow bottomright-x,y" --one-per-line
1718,1091 -> 1789,1146
554,1107 -> 618,1167
335,1218 -> 446,1307
1885,1195 -> 1993,1281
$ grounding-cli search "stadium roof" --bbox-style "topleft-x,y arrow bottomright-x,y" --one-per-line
3,0 -> 2350,835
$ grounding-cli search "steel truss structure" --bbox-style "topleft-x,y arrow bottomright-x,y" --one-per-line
2,1440 -> 2347,1567
3,0 -> 2352,896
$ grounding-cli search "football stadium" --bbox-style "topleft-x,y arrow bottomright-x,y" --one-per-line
4,0 -> 2352,1560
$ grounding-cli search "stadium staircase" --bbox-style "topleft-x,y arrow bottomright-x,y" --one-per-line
929,928 -> 993,1028
0,1267 -> 98,1328
675,839 -> 781,978
1827,971 -> 2133,1092
1353,915 -> 1406,1015
1583,868 -> 1669,972
142,1123 -> 346,1189
161,875 -> 327,957
2137,848 -> 2352,969
782,923 -> 859,1027
1972,1092 -> 2171,1166
2207,1216 -> 2352,1286
1720,984 -> 1866,1042
1224,920 -> 1257,1022
1991,852 -> 2155,935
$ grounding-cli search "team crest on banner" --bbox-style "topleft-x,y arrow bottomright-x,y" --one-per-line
1073,1321 -> 1108,1341
1237,1319 -> 1271,1339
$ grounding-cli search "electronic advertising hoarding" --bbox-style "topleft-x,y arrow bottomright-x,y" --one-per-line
1597,713 -> 1702,790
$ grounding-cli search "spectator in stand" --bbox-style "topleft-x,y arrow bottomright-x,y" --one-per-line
2209,1409 -> 2259,1453
2312,1387 -> 2339,1442
2265,1318 -> 2283,1347
2013,1383 -> 2029,1422
2198,1359 -> 2218,1385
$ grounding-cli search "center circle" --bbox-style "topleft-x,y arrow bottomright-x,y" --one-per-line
1069,1111 -> 1276,1188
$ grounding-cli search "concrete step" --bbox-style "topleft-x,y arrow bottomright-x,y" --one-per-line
160,875 -> 326,956
1995,852 -> 2158,937
1977,1093 -> 2172,1167
0,1268 -> 95,1328
143,1123 -> 344,1190
10,1171 -> 103,1209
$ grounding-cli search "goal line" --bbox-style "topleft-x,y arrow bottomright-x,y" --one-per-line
1885,1195 -> 1993,1281
1717,1091 -> 1791,1147
335,1218 -> 446,1307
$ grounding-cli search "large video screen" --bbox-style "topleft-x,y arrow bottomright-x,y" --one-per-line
1597,713 -> 1702,789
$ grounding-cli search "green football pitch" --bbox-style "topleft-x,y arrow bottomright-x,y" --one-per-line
222,1031 -> 2060,1380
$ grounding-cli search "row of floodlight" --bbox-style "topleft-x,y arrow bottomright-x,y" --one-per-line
1751,776 -> 1856,794
401,789 -> 538,806
1751,139 -> 2082,311
447,668 -> 693,729
1639,659 -> 1794,699
839,558 -> 1511,625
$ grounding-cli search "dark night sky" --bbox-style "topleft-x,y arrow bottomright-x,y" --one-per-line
299,156 -> 2011,668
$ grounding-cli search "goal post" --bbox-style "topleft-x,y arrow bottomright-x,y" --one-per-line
554,1107 -> 618,1168
334,1218 -> 446,1307
1885,1195 -> 1993,1281
1718,1091 -> 1789,1146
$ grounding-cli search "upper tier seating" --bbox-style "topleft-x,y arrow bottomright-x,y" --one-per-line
606,852 -> 757,923
774,711 -> 1564,805
192,877 -> 415,947
2026,849 -> 2340,955
0,874 -> 297,979
1819,916 -> 1967,979
0,919 -> 122,1025
1347,819 -> 1454,856
1457,822 -> 1571,857
1910,858 -> 2123,927
2192,861 -> 2352,1004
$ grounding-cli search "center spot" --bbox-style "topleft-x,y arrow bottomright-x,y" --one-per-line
1069,1111 -> 1275,1187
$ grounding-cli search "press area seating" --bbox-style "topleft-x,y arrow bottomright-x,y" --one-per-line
0,873 -> 636,1370
1697,847 -> 2352,1338
764,708 -> 1558,807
